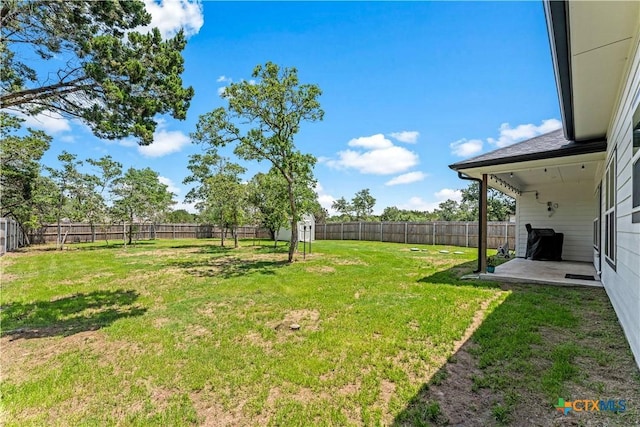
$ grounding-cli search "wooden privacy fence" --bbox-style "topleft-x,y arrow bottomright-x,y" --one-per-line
0,218 -> 26,255
27,221 -> 515,250
31,223 -> 272,244
314,221 -> 516,249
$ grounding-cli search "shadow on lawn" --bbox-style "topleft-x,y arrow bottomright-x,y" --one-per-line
394,263 -> 640,426
168,256 -> 288,279
0,289 -> 146,340
417,259 -> 498,289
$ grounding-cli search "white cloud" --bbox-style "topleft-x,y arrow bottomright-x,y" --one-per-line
138,128 -> 190,157
399,196 -> 438,212
141,0 -> 204,38
347,134 -> 394,149
315,182 -> 337,214
399,188 -> 462,212
434,188 -> 462,202
487,118 -> 562,148
158,176 -> 181,195
325,133 -> 419,175
217,87 -> 227,96
19,111 -> 71,134
389,131 -> 419,144
385,171 -> 427,186
450,138 -> 483,157
217,75 -> 232,83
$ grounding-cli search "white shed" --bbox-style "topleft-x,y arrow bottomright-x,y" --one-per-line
276,214 -> 315,242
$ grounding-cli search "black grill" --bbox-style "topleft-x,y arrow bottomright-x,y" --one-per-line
525,223 -> 563,261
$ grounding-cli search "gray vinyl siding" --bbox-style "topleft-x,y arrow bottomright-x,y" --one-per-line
601,27 -> 640,369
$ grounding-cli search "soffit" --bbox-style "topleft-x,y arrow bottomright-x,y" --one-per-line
568,1 -> 640,141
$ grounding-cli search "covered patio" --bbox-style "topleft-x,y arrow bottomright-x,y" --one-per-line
449,129 -> 606,274
478,258 -> 602,287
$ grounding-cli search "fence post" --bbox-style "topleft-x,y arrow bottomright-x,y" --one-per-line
505,222 -> 508,245
323,224 -> 326,240
466,223 -> 469,247
432,223 -> 436,245
2,219 -> 7,254
404,222 -> 408,244
359,222 -> 362,241
380,222 -> 383,242
341,223 -> 344,240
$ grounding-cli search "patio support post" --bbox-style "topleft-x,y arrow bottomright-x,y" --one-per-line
480,174 -> 488,272
457,172 -> 484,273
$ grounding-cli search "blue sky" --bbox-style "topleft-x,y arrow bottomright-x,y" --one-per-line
29,1 -> 561,214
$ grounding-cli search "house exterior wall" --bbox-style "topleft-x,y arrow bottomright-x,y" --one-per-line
515,182 -> 596,262
600,26 -> 640,367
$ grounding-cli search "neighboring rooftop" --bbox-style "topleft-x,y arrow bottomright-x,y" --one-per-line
449,129 -> 606,171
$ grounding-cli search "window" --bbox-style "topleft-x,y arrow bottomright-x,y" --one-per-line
632,104 -> 640,223
593,183 -> 601,251
605,150 -> 616,269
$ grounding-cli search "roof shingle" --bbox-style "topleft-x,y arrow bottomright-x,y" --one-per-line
449,129 -> 606,170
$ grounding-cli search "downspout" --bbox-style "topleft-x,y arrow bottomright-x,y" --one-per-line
458,172 -> 483,273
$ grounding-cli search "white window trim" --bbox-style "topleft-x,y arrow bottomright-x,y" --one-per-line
604,150 -> 616,269
632,101 -> 640,221
631,98 -> 640,222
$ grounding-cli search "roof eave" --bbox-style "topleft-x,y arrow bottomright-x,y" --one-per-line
449,138 -> 606,171
544,0 -> 575,142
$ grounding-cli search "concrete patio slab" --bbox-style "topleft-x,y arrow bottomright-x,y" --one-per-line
469,258 -> 603,287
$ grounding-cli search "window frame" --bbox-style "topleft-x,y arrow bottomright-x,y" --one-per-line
632,102 -> 640,223
593,183 -> 601,252
604,149 -> 616,270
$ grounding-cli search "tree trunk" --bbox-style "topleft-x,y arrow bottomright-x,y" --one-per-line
127,214 -> 133,245
90,223 -> 96,243
287,182 -> 297,263
234,228 -> 238,248
56,218 -> 62,250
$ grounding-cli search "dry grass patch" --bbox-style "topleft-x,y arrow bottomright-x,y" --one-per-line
268,309 -> 321,332
305,265 -> 336,274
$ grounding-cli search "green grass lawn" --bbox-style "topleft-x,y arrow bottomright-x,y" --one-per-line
1,239 -> 638,426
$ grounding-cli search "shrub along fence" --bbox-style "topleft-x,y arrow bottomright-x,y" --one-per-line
314,221 -> 515,249
30,223 -> 272,244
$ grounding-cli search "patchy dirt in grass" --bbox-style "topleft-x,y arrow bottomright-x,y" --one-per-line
115,248 -> 202,258
395,286 -> 640,426
379,379 -> 397,425
0,272 -> 20,282
240,331 -> 274,353
153,317 -> 171,328
327,257 -> 368,266
197,301 -> 232,319
268,309 -> 321,333
305,265 -> 336,274
177,253 -> 288,278
0,330 -> 149,384
183,324 -> 211,340
190,390 -> 249,427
